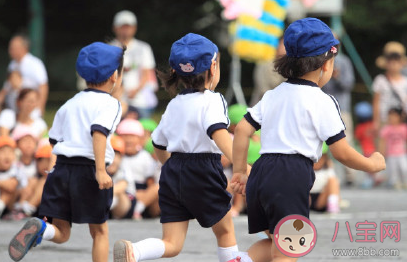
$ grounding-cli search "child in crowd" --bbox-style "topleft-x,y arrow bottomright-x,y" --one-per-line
0,136 -> 18,217
116,119 -> 159,220
108,135 -> 137,219
379,108 -> 407,189
13,141 -> 53,218
9,42 -> 125,262
114,33 -> 245,262
12,127 -> 38,212
0,70 -> 22,112
0,88 -> 47,137
354,101 -> 376,157
231,18 -> 385,262
310,143 -> 341,213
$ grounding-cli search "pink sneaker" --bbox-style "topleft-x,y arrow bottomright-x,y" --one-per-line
227,256 -> 241,262
114,240 -> 136,262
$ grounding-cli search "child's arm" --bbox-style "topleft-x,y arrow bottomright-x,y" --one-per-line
230,118 -> 256,194
212,129 -> 233,162
93,131 -> 113,190
378,138 -> 386,156
0,177 -> 18,193
154,148 -> 171,164
329,138 -> 385,173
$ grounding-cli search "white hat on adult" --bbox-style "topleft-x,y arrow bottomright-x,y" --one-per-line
113,10 -> 137,27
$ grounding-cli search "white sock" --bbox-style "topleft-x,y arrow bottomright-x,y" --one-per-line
328,195 -> 340,213
135,201 -> 146,214
218,245 -> 239,262
22,201 -> 36,216
110,196 -> 118,210
42,222 -> 56,241
0,199 -> 5,216
132,238 -> 165,261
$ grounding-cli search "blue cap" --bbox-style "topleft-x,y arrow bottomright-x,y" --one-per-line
354,101 -> 372,119
76,42 -> 123,83
284,18 -> 340,58
169,33 -> 218,76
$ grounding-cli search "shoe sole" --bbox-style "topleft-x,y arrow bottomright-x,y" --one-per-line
9,218 -> 43,261
114,240 -> 136,262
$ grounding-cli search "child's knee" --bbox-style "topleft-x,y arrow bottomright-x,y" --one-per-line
89,223 -> 108,239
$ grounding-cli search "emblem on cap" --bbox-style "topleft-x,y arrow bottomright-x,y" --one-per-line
179,63 -> 195,73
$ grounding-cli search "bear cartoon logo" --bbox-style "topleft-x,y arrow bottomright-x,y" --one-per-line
179,63 -> 194,73
274,215 -> 317,258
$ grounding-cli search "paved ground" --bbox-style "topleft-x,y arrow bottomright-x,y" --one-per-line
1,188 -> 406,262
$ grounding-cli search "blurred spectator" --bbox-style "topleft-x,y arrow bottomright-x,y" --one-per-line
12,142 -> 52,219
0,88 -> 47,137
250,38 -> 286,106
116,119 -> 159,220
354,102 -> 376,157
0,136 -> 18,217
310,143 -> 341,214
373,41 -> 407,129
322,44 -> 356,186
379,108 -> 407,190
108,135 -> 137,219
0,71 -> 22,111
111,10 -> 158,118
1,34 -> 48,115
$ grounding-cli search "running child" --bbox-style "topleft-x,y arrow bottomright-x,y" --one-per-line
113,33 -> 245,262
8,42 -> 125,262
231,18 -> 386,262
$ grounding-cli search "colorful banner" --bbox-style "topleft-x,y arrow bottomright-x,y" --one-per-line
229,0 -> 289,62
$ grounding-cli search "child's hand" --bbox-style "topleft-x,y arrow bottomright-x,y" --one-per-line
230,172 -> 248,195
96,170 -> 113,190
369,152 -> 386,173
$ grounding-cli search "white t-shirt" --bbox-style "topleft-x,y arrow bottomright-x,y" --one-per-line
0,164 -> 18,181
16,160 -> 37,188
112,167 -> 136,196
111,38 -> 157,108
0,109 -> 47,138
120,149 -> 156,188
372,74 -> 407,123
152,89 -> 230,154
7,53 -> 48,89
49,89 -> 122,165
247,79 -> 346,162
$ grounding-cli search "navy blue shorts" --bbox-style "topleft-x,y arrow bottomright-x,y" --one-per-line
246,153 -> 315,234
159,153 -> 231,228
39,155 -> 113,224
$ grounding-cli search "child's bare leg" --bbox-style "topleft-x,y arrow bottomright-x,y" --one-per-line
89,222 -> 109,262
28,177 -> 47,207
247,231 -> 273,262
50,218 -> 71,243
111,192 -> 131,219
162,221 -> 189,257
231,193 -> 244,216
136,184 -> 159,207
211,210 -> 238,262
270,234 -> 297,262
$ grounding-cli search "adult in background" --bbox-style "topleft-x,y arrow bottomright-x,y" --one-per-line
322,43 -> 356,186
373,41 -> 407,129
110,10 -> 158,118
0,34 -> 48,116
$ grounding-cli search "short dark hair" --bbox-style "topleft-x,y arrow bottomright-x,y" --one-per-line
17,88 -> 38,102
388,107 -> 403,116
86,45 -> 127,87
157,54 -> 220,96
274,45 -> 339,79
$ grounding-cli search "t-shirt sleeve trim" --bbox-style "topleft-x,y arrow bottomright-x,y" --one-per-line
152,140 -> 167,151
207,123 -> 228,139
91,124 -> 110,137
326,130 -> 346,145
244,113 -> 261,131
49,138 -> 58,145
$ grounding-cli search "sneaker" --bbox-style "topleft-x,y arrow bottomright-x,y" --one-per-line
114,240 -> 136,262
9,217 -> 46,261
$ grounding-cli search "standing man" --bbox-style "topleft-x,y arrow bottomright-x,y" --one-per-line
2,34 -> 48,115
111,10 -> 158,118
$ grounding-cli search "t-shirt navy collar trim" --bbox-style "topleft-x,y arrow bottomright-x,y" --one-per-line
84,88 -> 109,94
179,88 -> 201,95
286,78 -> 319,88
